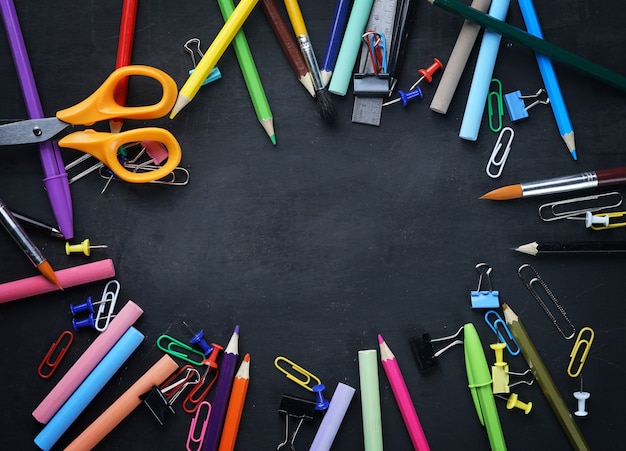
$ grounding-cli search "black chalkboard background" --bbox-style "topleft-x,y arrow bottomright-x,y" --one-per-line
1,1 -> 625,449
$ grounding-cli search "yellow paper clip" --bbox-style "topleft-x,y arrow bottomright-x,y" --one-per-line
274,356 -> 330,409
568,327 -> 594,377
274,356 -> 321,392
488,78 -> 503,133
586,211 -> 626,230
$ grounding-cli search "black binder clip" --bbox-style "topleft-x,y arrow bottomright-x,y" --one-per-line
141,385 -> 176,426
353,31 -> 390,97
408,326 -> 464,374
276,394 -> 317,450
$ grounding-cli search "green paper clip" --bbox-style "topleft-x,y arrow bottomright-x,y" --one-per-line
488,79 -> 504,133
157,334 -> 206,366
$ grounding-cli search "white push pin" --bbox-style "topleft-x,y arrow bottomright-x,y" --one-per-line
584,212 -> 610,228
573,391 -> 590,417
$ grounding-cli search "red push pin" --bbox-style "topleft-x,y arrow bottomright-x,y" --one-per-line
202,342 -> 223,369
409,58 -> 444,90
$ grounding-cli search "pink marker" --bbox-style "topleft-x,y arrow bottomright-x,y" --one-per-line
378,334 -> 430,451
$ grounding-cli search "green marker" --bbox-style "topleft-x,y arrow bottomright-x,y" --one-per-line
464,323 -> 507,451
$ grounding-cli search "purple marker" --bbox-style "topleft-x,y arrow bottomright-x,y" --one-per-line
201,325 -> 240,451
1,0 -> 74,239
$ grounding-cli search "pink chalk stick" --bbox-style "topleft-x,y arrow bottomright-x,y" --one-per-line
0,259 -> 116,304
32,300 -> 144,424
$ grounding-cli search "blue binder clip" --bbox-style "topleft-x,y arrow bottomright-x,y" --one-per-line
504,88 -> 549,121
470,263 -> 500,309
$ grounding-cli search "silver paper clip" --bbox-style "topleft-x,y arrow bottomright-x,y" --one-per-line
486,127 -> 514,179
94,280 -> 120,332
538,191 -> 623,221
518,264 -> 576,340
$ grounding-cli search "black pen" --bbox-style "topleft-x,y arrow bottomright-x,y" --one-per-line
11,211 -> 63,238
0,198 -> 63,288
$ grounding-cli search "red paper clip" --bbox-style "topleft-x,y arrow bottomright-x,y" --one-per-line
182,367 -> 219,414
38,331 -> 74,379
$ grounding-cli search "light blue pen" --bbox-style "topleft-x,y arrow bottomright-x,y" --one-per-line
518,0 -> 576,160
459,0 -> 510,141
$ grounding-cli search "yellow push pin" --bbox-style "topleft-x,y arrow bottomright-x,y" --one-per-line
65,239 -> 108,256
490,342 -> 507,367
505,393 -> 532,414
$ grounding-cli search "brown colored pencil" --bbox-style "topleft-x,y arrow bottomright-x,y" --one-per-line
260,0 -> 315,97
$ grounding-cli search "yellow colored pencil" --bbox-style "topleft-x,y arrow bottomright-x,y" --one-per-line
170,0 -> 260,118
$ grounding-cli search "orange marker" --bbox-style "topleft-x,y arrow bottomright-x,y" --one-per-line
0,198 -> 62,289
218,353 -> 251,451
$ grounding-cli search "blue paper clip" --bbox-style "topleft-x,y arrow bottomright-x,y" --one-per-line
470,263 -> 500,309
485,310 -> 520,356
157,335 -> 207,366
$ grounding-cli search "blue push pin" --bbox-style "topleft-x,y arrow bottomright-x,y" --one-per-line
70,296 -> 96,315
72,314 -> 96,331
383,87 -> 423,108
183,321 -> 213,356
312,384 -> 330,411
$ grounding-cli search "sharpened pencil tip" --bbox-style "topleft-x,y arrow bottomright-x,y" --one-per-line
377,334 -> 384,344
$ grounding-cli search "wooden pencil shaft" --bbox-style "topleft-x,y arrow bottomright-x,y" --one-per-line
506,313 -> 590,450
431,0 -> 626,93
260,0 -> 309,77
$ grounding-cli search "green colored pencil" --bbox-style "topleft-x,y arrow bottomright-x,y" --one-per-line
427,0 -> 626,93
217,0 -> 276,144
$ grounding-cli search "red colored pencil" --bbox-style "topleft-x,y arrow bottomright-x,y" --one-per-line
110,0 -> 138,132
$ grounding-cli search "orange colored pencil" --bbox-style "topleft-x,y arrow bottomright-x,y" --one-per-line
217,353 -> 250,451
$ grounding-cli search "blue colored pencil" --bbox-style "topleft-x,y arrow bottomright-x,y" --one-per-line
201,325 -> 240,451
320,0 -> 353,87
517,0 -> 576,160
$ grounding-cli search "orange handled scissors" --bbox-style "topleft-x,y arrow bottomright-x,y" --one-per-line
0,65 -> 181,183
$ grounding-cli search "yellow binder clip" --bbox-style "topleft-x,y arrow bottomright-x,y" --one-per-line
274,356 -> 329,410
568,327 -> 594,377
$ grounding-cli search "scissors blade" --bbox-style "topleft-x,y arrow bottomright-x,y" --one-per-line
0,117 -> 69,146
